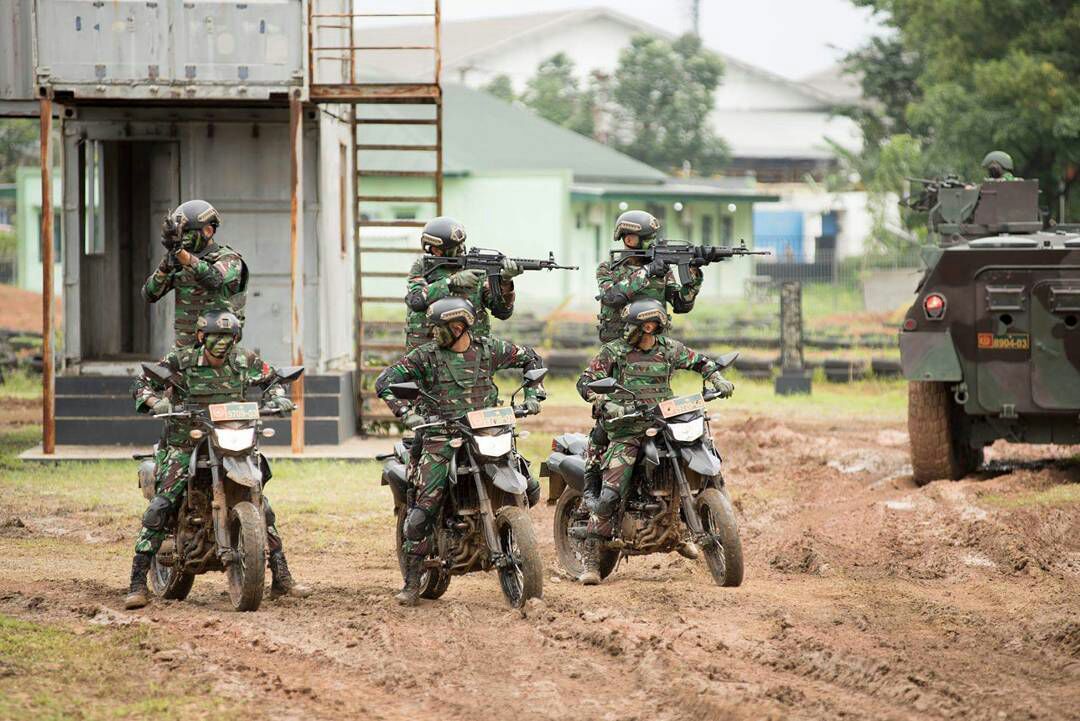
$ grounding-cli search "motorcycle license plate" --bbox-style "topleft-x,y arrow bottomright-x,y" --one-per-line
467,406 -> 516,429
208,401 -> 260,422
659,394 -> 705,418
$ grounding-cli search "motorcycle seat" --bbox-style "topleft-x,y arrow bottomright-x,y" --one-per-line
556,432 -> 589,456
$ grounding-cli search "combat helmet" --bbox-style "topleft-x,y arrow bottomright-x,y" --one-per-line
981,151 -> 1014,175
426,297 -> 476,348
170,200 -> 221,253
621,298 -> 669,332
421,216 -> 467,255
613,210 -> 661,248
196,309 -> 242,340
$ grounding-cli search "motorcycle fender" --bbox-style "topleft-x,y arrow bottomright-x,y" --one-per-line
222,454 -> 263,487
382,460 -> 409,510
489,461 -> 528,495
449,452 -> 458,485
187,439 -> 204,478
643,438 -> 661,466
680,445 -> 722,477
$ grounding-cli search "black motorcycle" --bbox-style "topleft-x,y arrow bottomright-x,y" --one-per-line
379,368 -> 547,607
134,363 -> 303,611
543,353 -> 743,586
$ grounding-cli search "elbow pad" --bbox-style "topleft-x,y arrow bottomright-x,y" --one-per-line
405,291 -> 429,312
600,287 -> 629,307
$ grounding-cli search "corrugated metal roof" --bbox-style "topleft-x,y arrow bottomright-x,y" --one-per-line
571,181 -> 779,203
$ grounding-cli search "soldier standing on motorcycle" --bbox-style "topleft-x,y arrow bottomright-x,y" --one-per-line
583,210 -> 705,532
576,298 -> 734,585
143,200 -> 248,349
375,297 -> 546,606
124,310 -> 311,609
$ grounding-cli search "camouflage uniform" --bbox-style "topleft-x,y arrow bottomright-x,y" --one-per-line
405,257 -> 515,350
375,336 -> 544,555
596,259 -> 702,343
143,242 -> 248,348
131,344 -> 286,555
578,335 -> 720,536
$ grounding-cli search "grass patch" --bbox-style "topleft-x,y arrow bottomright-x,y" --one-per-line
0,615 -> 238,720
0,369 -> 42,401
980,484 -> 1080,510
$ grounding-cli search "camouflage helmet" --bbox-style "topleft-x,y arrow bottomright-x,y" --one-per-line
171,199 -> 221,233
613,210 -> 661,242
981,151 -> 1014,173
196,309 -> 242,339
426,297 -> 476,329
621,298 -> 669,331
421,216 -> 467,253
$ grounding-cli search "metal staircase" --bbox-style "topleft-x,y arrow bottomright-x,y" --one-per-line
308,0 -> 443,425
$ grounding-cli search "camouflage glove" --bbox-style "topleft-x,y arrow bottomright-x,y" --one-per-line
706,372 -> 734,398
645,257 -> 667,278
402,411 -> 426,430
449,269 -> 484,291
500,258 -> 523,280
523,398 -> 542,415
150,398 -> 172,416
602,400 -> 631,419
269,396 -> 296,413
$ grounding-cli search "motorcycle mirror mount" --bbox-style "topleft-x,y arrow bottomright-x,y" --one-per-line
275,366 -> 306,383
523,368 -> 548,385
714,351 -> 739,369
586,377 -> 635,397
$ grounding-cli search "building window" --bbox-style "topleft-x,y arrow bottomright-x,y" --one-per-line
721,216 -> 734,245
339,143 -> 348,257
701,215 -> 714,246
82,140 -> 104,256
38,210 -> 62,260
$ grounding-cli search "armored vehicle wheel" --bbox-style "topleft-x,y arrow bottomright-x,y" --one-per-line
553,488 -> 619,580
696,488 -> 744,587
908,381 -> 983,485
394,505 -> 450,600
149,546 -> 195,601
227,502 -> 266,612
494,506 -> 543,608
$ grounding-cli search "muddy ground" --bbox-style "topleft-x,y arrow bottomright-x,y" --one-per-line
1,400 -> 1078,720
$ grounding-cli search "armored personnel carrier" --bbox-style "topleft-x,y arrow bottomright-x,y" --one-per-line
899,177 -> 1080,484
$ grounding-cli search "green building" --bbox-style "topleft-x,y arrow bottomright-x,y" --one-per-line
14,166 -> 63,295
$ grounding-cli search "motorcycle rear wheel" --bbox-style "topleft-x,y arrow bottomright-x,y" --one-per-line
553,488 -> 619,580
149,545 -> 195,601
395,505 -> 450,600
227,501 -> 266,612
696,488 -> 743,587
494,506 -> 542,608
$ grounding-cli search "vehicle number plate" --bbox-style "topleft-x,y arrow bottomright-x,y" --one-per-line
208,402 -> 260,421
659,394 -> 705,418
467,406 -> 516,429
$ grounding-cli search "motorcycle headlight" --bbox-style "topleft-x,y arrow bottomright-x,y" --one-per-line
474,431 -> 513,458
213,427 -> 256,452
667,417 -> 704,443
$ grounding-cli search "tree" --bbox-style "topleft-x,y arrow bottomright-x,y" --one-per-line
846,0 -> 1080,220
609,34 -> 728,174
520,53 -> 594,136
483,74 -> 515,103
0,119 -> 37,183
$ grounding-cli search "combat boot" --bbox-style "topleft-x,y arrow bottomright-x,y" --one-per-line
677,541 -> 700,560
579,538 -> 601,586
268,549 -> 312,599
123,552 -> 153,610
395,555 -> 423,606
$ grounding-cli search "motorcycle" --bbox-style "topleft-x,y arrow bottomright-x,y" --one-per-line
543,352 -> 743,586
380,367 -> 547,608
133,362 -> 304,612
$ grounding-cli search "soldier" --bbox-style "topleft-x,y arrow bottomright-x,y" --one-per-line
143,199 -> 248,349
982,151 -> 1018,181
404,216 -> 521,351
123,310 -> 310,609
584,210 -> 705,516
576,298 -> 733,585
375,297 -> 545,606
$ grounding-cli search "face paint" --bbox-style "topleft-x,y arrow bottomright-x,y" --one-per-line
204,333 -> 235,358
445,245 -> 463,258
433,325 -> 456,348
182,230 -> 207,254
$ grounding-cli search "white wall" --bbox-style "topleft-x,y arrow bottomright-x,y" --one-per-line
317,110 -> 356,371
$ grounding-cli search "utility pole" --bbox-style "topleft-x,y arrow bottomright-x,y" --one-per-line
690,0 -> 701,36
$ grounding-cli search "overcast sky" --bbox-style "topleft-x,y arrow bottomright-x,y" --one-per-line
442,0 -> 885,80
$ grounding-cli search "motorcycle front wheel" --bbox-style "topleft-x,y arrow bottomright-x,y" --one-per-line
494,506 -> 542,608
395,505 -> 450,600
696,487 -> 744,587
149,542 -> 195,601
227,501 -> 267,611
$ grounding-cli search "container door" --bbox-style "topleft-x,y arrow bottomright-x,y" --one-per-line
974,270 -> 1033,414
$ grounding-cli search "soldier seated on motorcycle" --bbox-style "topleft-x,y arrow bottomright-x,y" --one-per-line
576,298 -> 733,585
375,297 -> 546,606
124,310 -> 311,609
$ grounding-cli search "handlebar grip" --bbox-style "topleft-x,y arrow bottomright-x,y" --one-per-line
513,405 -> 529,418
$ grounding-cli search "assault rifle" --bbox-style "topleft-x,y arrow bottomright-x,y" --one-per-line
421,248 -> 578,306
610,239 -> 770,285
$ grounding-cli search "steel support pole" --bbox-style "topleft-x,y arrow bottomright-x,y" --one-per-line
289,91 -> 306,451
39,97 -> 55,454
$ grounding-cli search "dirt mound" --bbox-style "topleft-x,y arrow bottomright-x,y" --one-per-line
0,283 -> 57,334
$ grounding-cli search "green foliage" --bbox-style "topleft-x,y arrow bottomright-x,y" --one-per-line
846,0 -> 1080,221
521,53 -> 595,137
0,119 -> 37,183
483,74 -> 516,103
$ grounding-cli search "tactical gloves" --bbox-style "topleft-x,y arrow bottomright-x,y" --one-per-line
268,396 -> 296,413
645,257 -> 668,278
523,398 -> 542,415
150,398 -> 173,416
501,258 -> 523,280
402,412 -> 426,430
706,372 -> 734,398
602,400 -> 631,419
449,269 -> 484,291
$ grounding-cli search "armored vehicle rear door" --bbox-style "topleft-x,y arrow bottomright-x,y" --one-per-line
974,270 -> 1033,415
1030,280 -> 1080,409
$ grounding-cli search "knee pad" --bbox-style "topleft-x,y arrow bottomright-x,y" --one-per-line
589,424 -> 609,446
526,477 -> 541,508
141,494 -> 175,531
262,498 -> 277,528
403,506 -> 432,542
595,487 -> 620,517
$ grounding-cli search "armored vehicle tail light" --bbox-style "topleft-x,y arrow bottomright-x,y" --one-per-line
923,293 -> 946,320
903,318 -> 917,331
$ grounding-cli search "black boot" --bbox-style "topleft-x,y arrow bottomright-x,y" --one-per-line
395,555 -> 423,606
123,552 -> 153,610
269,549 -> 312,599
582,467 -> 601,513
580,538 -> 601,586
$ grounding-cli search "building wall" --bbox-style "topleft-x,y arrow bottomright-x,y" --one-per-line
15,166 -> 63,295
316,110 -> 355,371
